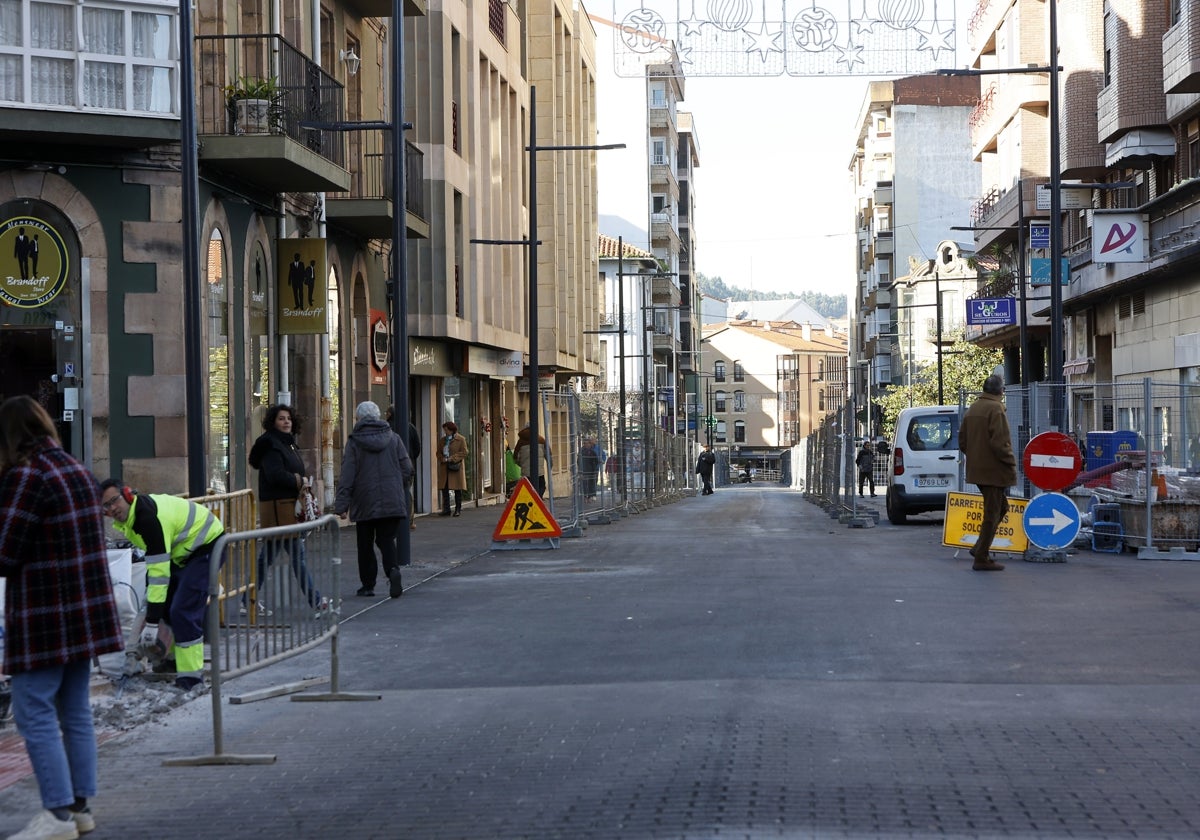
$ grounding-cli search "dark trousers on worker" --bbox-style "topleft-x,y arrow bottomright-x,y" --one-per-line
356,517 -> 401,590
975,485 -> 1010,563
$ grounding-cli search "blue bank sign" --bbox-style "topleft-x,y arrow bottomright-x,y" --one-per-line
967,298 -> 1016,327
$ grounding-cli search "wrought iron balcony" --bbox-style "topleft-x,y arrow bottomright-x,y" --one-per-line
195,34 -> 349,193
326,130 -> 428,239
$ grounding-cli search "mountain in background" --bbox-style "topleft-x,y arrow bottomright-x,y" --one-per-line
697,271 -> 847,320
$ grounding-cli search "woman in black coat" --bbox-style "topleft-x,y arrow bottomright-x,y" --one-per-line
246,404 -> 325,615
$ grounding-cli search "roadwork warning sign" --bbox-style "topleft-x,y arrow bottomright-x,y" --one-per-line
942,491 -> 1029,554
493,477 -> 563,541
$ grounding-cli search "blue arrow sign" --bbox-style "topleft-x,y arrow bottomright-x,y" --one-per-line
1022,492 -> 1081,550
967,298 -> 1016,326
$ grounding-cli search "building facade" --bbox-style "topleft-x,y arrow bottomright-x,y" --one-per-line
849,75 -> 980,421
0,0 -> 600,513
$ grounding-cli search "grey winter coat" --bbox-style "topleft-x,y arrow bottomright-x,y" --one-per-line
333,418 -> 414,521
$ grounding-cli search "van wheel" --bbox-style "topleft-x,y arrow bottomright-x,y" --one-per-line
886,490 -> 907,525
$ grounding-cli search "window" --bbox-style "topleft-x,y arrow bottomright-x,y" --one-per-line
1117,292 -> 1145,319
733,361 -> 745,382
651,139 -> 666,166
818,389 -> 825,411
733,391 -> 746,412
715,390 -> 727,412
1,0 -> 178,114
714,360 -> 726,382
715,420 -> 727,443
649,84 -> 665,107
734,421 -> 746,443
487,0 -> 505,41
1172,0 -> 1181,26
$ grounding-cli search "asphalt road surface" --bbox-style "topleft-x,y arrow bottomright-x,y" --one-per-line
4,484 -> 1200,838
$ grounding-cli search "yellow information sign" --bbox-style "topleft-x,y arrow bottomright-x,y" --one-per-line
942,491 -> 1029,554
493,477 -> 562,541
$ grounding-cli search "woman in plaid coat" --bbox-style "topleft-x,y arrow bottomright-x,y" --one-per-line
0,396 -> 123,839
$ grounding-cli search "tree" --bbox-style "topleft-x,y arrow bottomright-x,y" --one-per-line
873,332 -> 1003,441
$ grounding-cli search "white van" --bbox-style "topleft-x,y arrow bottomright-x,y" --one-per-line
885,405 -> 964,525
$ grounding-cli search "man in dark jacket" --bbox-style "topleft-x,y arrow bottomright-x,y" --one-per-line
958,374 -> 1017,571
335,401 -> 414,598
387,405 -> 422,535
695,444 -> 716,495
856,441 -> 875,496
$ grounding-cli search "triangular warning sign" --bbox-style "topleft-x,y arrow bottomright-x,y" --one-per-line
493,477 -> 562,541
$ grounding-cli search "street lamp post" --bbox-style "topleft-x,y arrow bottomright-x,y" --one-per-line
525,86 -> 624,494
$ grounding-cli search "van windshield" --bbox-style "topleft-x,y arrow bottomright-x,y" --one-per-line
905,415 -> 959,451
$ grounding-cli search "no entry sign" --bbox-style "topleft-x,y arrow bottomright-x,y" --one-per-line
1022,432 -> 1083,491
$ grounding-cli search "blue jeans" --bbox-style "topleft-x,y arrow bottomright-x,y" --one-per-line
11,659 -> 97,810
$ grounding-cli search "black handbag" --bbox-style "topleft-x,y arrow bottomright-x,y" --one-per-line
446,461 -> 461,472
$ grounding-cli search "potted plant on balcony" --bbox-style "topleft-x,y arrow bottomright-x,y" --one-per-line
224,76 -> 279,135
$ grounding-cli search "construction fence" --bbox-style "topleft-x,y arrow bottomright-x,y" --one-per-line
798,378 -> 1200,554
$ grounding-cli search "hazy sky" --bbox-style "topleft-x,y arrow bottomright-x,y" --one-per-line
594,2 -> 976,298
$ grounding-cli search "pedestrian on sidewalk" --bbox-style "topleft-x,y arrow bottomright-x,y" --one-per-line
334,401 -> 413,599
0,396 -> 123,840
436,421 -> 468,515
959,374 -> 1017,572
579,437 -> 602,500
695,444 -> 716,495
101,479 -> 224,690
513,424 -> 546,496
247,404 -> 325,616
856,441 -> 875,496
386,405 -> 421,535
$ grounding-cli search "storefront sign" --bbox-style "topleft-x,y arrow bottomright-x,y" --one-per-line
370,309 -> 388,385
0,217 -> 69,308
465,346 -> 523,378
410,339 -> 454,377
1092,212 -> 1147,263
276,239 -> 327,334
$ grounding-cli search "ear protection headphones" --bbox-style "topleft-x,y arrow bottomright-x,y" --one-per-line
121,486 -> 135,504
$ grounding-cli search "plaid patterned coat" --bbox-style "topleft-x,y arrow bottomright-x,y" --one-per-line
0,438 -> 123,674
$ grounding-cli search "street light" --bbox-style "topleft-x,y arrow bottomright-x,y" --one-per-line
940,2 -> 1064,427
525,86 -> 624,494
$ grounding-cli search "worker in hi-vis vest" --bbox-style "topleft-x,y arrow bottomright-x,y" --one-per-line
99,479 -> 224,691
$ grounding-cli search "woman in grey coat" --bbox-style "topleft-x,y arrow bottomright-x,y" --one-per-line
334,401 -> 414,598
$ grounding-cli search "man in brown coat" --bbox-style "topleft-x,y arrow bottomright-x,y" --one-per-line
958,374 -> 1017,571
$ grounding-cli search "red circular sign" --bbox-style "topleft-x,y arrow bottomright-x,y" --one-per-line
1022,432 -> 1083,491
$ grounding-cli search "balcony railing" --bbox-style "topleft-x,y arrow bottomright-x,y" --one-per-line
329,129 -> 426,220
195,34 -> 344,168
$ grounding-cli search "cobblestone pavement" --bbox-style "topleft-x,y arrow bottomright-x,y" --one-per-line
4,487 -> 1200,838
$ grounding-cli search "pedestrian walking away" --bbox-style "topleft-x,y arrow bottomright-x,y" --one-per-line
0,396 -> 123,840
856,441 -> 875,496
100,479 -> 224,689
334,401 -> 413,599
436,421 -> 469,515
247,404 -> 326,616
958,374 -> 1017,572
695,444 -> 716,495
579,437 -> 603,500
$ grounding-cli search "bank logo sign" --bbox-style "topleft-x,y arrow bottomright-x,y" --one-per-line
0,216 -> 69,308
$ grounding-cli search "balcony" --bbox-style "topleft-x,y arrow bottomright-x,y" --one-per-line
873,181 -> 893,206
1163,6 -> 1200,95
652,274 -> 680,306
0,0 -> 181,149
873,230 -> 894,255
649,153 -> 678,195
326,131 -> 429,239
195,34 -> 349,194
652,330 -> 679,352
650,211 -> 682,252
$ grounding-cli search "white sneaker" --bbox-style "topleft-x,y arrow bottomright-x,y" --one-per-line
68,810 -> 94,835
238,601 -> 272,617
312,596 -> 330,619
6,810 -> 79,840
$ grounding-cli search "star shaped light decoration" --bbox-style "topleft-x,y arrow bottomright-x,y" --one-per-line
916,21 -> 954,61
677,12 -> 705,38
676,43 -> 696,67
743,23 -> 783,62
834,36 -> 865,71
851,16 -> 876,37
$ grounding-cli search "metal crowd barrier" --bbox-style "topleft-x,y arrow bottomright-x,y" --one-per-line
164,514 -> 381,767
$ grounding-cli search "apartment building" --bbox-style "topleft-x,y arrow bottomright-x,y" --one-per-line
0,0 -> 600,511
597,233 -> 656,407
849,75 -> 979,423
645,49 -> 701,433
701,320 -> 846,468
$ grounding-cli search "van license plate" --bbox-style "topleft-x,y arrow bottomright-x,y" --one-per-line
915,477 -> 950,487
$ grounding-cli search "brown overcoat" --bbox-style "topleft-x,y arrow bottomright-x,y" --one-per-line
958,392 -> 1017,487
436,432 -> 469,491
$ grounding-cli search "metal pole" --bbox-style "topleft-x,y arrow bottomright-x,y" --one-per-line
389,0 -> 411,565
1047,0 -> 1064,428
179,0 -> 205,496
936,270 -> 944,406
528,86 -> 541,493
617,237 -> 626,502
1017,186 -> 1031,387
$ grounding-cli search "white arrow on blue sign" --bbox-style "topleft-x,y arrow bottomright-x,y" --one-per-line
1022,492 -> 1081,550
